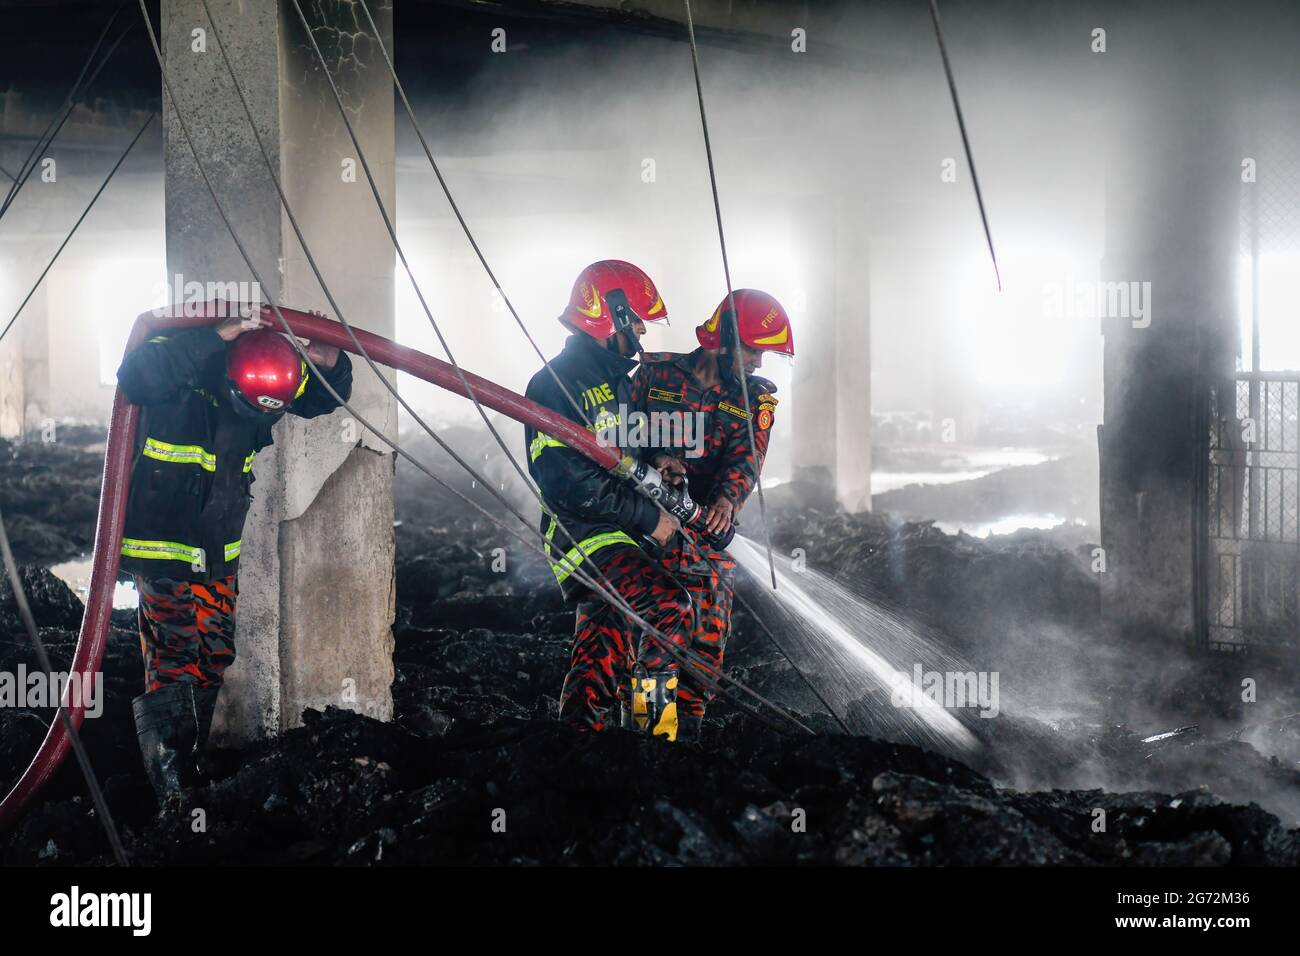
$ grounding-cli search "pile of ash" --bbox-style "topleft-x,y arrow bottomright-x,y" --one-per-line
0,431 -> 104,564
1,431 -> 1298,864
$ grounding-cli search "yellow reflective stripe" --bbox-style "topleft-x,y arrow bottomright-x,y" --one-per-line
530,433 -> 567,462
148,335 -> 169,344
550,530 -> 637,584
142,437 -> 217,472
293,361 -> 309,400
120,538 -> 203,563
242,451 -> 256,473
119,538 -> 242,564
542,515 -> 559,566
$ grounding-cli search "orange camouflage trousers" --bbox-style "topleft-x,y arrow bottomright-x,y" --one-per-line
136,575 -> 238,692
668,550 -> 736,719
560,548 -> 694,732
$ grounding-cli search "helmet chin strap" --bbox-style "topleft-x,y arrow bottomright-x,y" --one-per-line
718,309 -> 743,390
604,288 -> 644,359
226,378 -> 285,423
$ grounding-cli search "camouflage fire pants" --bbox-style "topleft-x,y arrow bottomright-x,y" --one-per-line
136,575 -> 238,692
653,535 -> 736,719
560,547 -> 694,733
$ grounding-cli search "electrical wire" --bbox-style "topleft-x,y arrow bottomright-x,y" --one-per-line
281,0 -> 796,726
681,0 -> 779,592
0,112 -> 157,347
927,0 -> 1001,291
353,0 -> 594,430
0,504 -> 128,865
1,1 -> 133,221
135,0 -> 810,737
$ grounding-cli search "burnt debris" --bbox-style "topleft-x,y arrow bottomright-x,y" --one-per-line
1,433 -> 1298,865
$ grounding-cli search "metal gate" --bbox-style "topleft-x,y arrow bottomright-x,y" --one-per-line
1202,373 -> 1300,650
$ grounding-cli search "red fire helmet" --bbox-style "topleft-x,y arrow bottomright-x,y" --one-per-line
561,259 -> 668,339
695,289 -> 795,356
226,330 -> 308,414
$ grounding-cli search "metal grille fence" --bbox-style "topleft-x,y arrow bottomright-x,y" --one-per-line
1204,374 -> 1300,650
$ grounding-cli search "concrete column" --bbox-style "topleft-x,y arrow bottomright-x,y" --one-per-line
1098,78 -> 1238,643
0,270 -> 29,437
0,256 -> 49,438
0,331 -> 23,438
161,0 -> 396,742
833,207 -> 871,513
792,201 -> 873,512
791,207 -> 837,507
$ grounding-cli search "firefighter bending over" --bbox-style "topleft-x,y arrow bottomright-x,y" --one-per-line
116,309 -> 352,806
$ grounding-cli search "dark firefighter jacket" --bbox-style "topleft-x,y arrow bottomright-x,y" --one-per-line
630,348 -> 778,510
524,333 -> 660,600
116,327 -> 353,582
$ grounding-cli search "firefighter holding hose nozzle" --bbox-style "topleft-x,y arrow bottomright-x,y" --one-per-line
116,308 -> 353,807
630,289 -> 794,742
524,260 -> 696,741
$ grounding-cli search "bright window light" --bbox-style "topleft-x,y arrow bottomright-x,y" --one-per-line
1238,252 -> 1300,372
94,258 -> 167,385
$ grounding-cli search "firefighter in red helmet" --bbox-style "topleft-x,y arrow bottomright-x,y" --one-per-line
116,309 -> 352,805
630,288 -> 794,742
524,260 -> 696,740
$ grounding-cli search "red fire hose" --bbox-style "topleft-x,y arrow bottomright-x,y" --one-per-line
0,302 -> 645,830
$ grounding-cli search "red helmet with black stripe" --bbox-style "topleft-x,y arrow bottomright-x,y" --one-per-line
561,259 -> 668,340
696,289 -> 795,356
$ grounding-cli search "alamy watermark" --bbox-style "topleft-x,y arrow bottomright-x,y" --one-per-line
148,273 -> 263,318
50,886 -> 151,936
0,665 -> 104,718
593,403 -> 708,459
1043,277 -> 1152,328
891,663 -> 999,718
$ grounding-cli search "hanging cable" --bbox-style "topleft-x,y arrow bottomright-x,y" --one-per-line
344,0 -> 726,633
194,0 -> 709,708
678,2 -> 858,717
271,1 -> 702,658
681,0 -> 779,592
281,0 -> 768,715
288,0 -> 563,498
1,2 -> 133,221
196,0 -> 585,554
733,588 -> 852,735
350,0 -> 815,726
0,112 -> 156,348
0,505 -> 129,865
134,0 -> 809,738
352,0 -> 594,430
927,0 -> 1001,291
345,0 -> 753,690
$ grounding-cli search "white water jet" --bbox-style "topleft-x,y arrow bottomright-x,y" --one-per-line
730,536 -> 981,757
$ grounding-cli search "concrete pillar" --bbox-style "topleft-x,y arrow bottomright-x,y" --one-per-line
833,208 -> 871,513
0,256 -> 49,438
0,270 -> 30,437
1098,77 -> 1238,643
791,212 -> 837,507
0,331 -> 23,438
792,201 -> 873,512
161,0 -> 396,742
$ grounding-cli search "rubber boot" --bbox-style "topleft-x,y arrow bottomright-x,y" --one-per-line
191,685 -> 221,782
131,682 -> 198,807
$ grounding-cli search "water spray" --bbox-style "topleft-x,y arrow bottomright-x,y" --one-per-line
730,536 -> 981,757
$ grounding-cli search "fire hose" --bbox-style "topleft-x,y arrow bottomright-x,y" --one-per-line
0,303 -> 722,831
